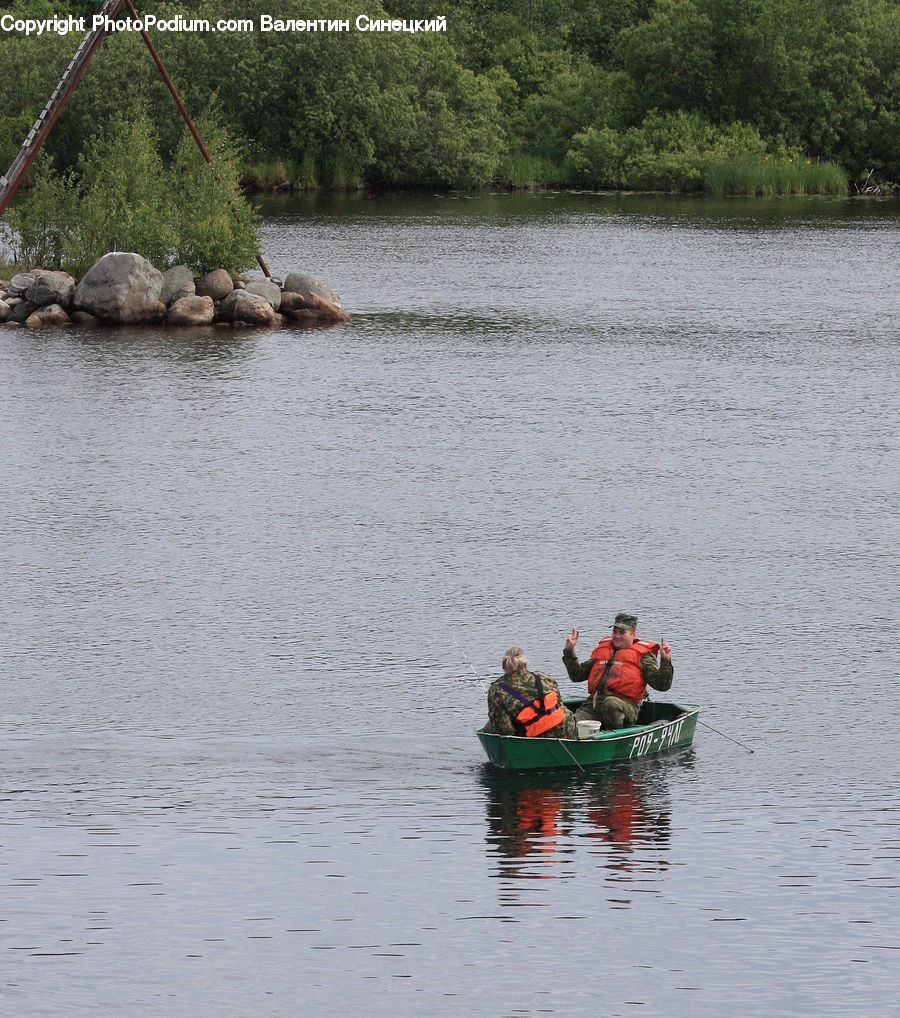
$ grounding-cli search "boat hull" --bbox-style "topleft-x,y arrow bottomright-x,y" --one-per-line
476,700 -> 700,771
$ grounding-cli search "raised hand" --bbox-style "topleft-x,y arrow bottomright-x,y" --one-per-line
565,627 -> 579,652
660,635 -> 672,660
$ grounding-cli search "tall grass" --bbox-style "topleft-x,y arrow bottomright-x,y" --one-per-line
296,153 -> 318,191
0,253 -> 20,280
244,157 -> 297,192
325,150 -> 365,192
496,152 -> 563,188
706,155 -> 847,196
244,154 -> 320,192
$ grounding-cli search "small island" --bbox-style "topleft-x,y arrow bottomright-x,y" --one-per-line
0,252 -> 349,330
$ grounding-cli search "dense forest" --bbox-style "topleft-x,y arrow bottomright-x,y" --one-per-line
0,0 -> 897,192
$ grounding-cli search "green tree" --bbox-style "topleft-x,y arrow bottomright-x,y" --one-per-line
170,116 -> 260,274
71,111 -> 178,273
618,0 -> 716,116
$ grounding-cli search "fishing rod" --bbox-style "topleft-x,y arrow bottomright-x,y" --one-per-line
454,641 -> 487,692
695,717 -> 754,754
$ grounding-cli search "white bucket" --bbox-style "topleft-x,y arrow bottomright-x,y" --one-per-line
577,720 -> 603,740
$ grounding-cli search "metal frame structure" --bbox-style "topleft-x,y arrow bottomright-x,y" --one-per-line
0,0 -> 270,276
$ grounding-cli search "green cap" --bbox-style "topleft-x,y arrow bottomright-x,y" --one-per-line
610,612 -> 638,631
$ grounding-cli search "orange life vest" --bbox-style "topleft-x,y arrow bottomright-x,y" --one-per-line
587,637 -> 660,705
498,678 -> 568,737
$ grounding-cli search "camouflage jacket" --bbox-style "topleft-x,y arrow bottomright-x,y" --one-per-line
562,645 -> 673,694
486,668 -> 577,739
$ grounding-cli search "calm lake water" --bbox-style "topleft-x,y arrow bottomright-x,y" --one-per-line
2,192 -> 899,1015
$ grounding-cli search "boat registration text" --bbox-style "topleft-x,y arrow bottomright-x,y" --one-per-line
629,717 -> 686,758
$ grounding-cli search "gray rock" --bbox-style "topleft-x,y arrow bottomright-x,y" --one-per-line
70,310 -> 100,327
5,296 -> 23,307
25,303 -> 71,327
0,299 -> 9,323
73,252 -> 163,323
282,271 -> 341,306
160,265 -> 196,306
25,270 -> 76,309
8,300 -> 38,323
219,290 -> 279,325
167,295 -> 215,326
7,272 -> 36,297
245,278 -> 282,311
195,269 -> 234,301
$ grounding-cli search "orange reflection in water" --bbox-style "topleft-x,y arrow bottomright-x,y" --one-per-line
481,755 -> 690,884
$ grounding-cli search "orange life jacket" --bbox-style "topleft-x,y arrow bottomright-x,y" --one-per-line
587,637 -> 660,705
498,678 -> 568,737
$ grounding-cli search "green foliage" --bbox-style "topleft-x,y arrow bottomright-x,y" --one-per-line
2,110 -> 259,276
619,0 -> 716,114
1,155 -> 79,268
170,116 -> 260,275
370,42 -> 503,187
73,113 -> 177,274
517,60 -> 628,165
495,152 -> 564,188
706,154 -> 847,196
0,0 -> 898,191
568,111 -> 768,191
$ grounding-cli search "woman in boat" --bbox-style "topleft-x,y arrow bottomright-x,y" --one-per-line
485,647 -> 577,739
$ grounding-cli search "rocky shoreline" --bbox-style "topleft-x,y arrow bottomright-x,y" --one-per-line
0,252 -> 349,330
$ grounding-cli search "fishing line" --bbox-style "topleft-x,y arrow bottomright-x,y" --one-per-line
454,640 -> 487,692
695,717 -> 754,753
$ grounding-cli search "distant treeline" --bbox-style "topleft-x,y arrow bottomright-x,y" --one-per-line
1,0 -> 897,192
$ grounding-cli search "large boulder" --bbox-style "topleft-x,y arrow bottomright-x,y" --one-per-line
73,252 -> 163,323
284,293 -> 350,325
167,295 -> 215,326
7,272 -> 36,298
244,278 -> 281,311
282,271 -> 341,306
8,300 -> 39,324
26,270 -> 76,309
25,304 -> 71,328
219,289 -> 279,325
0,299 -> 9,323
278,291 -> 312,313
195,268 -> 233,301
160,265 -> 195,306
70,310 -> 100,327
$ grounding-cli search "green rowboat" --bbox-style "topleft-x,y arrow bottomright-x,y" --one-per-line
477,700 -> 700,771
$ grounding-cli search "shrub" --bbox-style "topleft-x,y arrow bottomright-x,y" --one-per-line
71,113 -> 178,275
567,111 -> 772,191
1,155 -> 79,268
170,116 -> 260,275
1,110 -> 260,277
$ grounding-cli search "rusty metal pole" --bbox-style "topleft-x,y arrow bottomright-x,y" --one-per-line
122,0 -> 271,277
0,0 -> 127,217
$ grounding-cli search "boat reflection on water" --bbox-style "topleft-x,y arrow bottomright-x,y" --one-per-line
584,767 -> 671,876
480,754 -> 695,886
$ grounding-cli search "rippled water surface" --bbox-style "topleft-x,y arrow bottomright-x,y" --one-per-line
2,192 -> 899,1015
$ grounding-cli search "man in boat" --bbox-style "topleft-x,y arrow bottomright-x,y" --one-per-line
485,647 -> 577,739
562,613 -> 673,730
